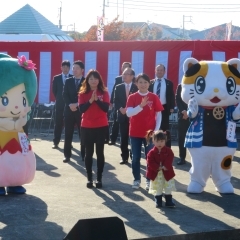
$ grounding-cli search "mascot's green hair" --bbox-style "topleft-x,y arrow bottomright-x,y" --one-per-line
0,53 -> 37,106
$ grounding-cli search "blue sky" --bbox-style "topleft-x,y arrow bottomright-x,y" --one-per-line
0,0 -> 239,32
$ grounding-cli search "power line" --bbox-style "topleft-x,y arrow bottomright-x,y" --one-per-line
108,2 -> 240,12
124,0 -> 240,6
109,1 -> 240,10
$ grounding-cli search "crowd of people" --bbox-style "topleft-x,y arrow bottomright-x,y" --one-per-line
51,60 -> 190,208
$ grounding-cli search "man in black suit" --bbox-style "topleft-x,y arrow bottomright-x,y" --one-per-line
62,60 -> 85,163
114,68 -> 138,164
175,83 -> 190,165
52,60 -> 72,149
149,64 -> 175,148
109,62 -> 131,145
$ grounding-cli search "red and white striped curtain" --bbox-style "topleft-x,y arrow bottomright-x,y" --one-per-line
1,41 -> 240,103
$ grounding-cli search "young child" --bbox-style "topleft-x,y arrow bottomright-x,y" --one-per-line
146,130 -> 176,208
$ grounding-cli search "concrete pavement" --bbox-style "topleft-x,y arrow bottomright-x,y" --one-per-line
0,134 -> 239,240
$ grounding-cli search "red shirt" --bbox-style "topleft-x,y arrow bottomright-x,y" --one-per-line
78,90 -> 109,128
126,92 -> 163,138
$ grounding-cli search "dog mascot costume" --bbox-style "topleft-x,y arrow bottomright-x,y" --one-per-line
181,57 -> 240,194
0,54 -> 37,196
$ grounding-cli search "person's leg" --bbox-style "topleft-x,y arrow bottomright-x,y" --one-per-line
119,122 -> 129,164
63,114 -> 75,160
160,109 -> 171,148
53,106 -> 64,147
85,142 -> 94,188
130,137 -> 143,188
145,138 -> 154,190
109,110 -> 119,144
95,143 -> 105,188
74,112 -> 85,160
177,119 -> 189,164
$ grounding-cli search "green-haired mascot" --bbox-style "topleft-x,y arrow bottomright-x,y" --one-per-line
0,54 -> 37,195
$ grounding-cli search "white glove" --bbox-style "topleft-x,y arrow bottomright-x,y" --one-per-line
232,103 -> 240,120
188,98 -> 198,118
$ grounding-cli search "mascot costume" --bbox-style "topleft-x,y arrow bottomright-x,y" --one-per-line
0,54 -> 37,195
181,57 -> 240,194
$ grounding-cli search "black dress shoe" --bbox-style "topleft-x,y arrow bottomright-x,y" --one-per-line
120,160 -> 128,165
95,181 -> 102,189
63,157 -> 70,163
177,159 -> 186,165
87,181 -> 93,188
108,141 -> 116,145
52,144 -> 58,149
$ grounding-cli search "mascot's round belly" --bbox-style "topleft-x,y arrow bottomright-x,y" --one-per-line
0,150 -> 36,187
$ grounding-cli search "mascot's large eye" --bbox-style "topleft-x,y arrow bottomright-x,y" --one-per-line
226,77 -> 236,95
1,96 -> 9,106
23,97 -> 27,107
194,76 -> 206,94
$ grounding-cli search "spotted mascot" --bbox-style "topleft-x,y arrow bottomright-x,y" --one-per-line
181,57 -> 240,194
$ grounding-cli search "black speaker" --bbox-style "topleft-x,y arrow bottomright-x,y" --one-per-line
63,216 -> 128,240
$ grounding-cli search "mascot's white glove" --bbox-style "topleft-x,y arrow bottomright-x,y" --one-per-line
232,103 -> 240,120
187,98 -> 198,119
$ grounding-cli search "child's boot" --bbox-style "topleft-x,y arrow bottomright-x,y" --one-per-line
165,194 -> 175,207
154,195 -> 162,208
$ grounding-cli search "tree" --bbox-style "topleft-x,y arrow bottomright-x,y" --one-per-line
82,17 -> 142,41
205,26 -> 226,40
69,31 -> 86,40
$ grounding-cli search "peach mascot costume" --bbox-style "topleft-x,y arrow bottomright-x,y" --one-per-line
0,54 -> 37,195
181,57 -> 240,194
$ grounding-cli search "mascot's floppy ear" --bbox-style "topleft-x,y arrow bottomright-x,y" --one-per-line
183,58 -> 199,74
227,58 -> 240,72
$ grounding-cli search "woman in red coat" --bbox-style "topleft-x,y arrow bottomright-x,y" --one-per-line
146,130 -> 176,208
78,70 -> 109,189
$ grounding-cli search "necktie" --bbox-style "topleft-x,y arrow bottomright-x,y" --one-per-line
63,75 -> 67,84
75,79 -> 80,89
126,84 -> 130,98
156,79 -> 161,98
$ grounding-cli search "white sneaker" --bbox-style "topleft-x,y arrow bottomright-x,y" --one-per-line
132,180 -> 140,189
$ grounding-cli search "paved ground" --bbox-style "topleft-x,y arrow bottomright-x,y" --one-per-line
0,133 -> 240,240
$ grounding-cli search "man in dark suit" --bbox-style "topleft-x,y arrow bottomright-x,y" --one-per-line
62,60 -> 85,163
52,60 -> 72,149
149,64 -> 175,148
109,62 -> 131,145
114,68 -> 138,164
175,83 -> 190,165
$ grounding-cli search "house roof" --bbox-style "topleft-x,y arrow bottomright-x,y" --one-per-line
0,4 -> 72,40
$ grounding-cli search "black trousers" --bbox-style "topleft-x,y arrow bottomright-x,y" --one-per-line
110,110 -> 119,143
53,105 -> 64,145
119,120 -> 130,161
85,143 -> 105,181
64,111 -> 85,159
178,118 -> 190,160
160,106 -> 171,148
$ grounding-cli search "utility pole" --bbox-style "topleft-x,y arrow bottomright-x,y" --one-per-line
182,15 -> 192,39
59,1 -> 62,29
102,0 -> 105,17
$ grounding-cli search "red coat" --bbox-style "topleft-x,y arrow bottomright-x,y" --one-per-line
146,146 -> 175,181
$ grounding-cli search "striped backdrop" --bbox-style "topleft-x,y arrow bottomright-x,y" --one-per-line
1,41 -> 240,103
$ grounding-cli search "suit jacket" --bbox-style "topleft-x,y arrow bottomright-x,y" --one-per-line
110,75 -> 123,104
149,78 -> 175,115
175,83 -> 188,120
63,76 -> 85,116
114,82 -> 138,123
52,73 -> 73,109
